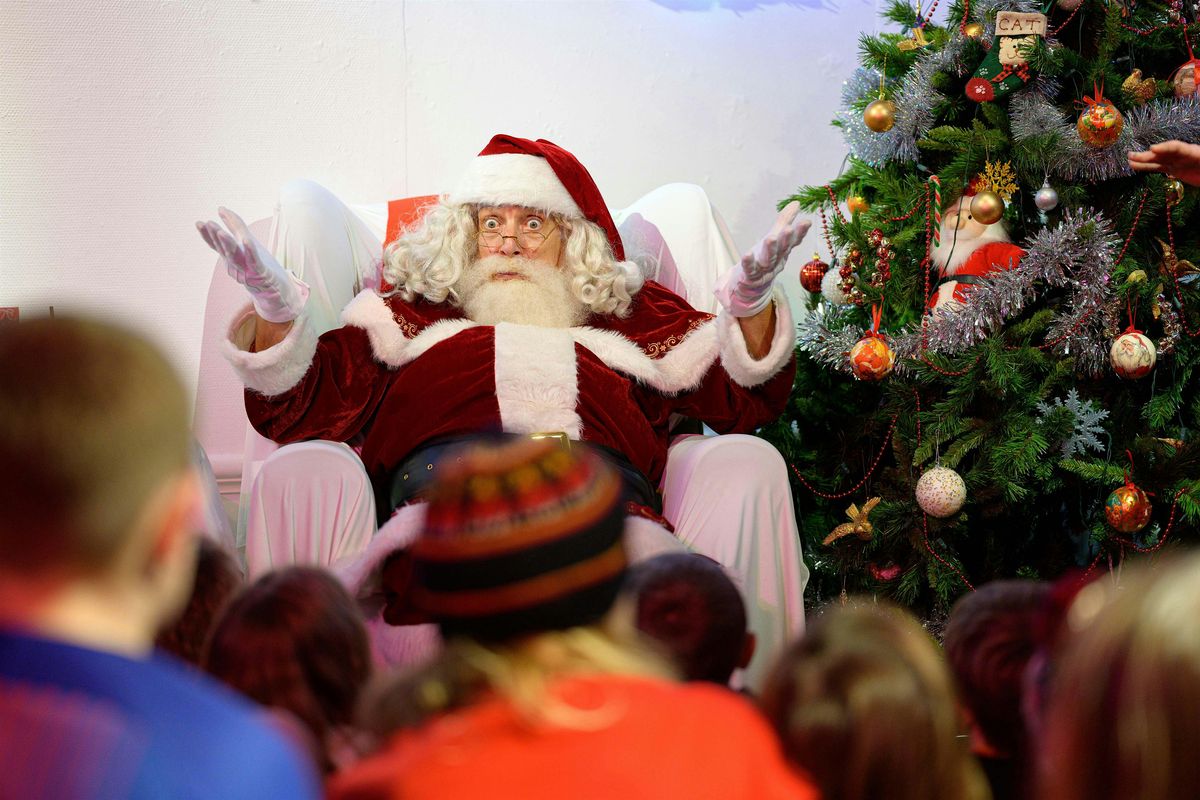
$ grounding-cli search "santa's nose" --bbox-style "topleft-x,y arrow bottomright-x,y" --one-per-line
498,236 -> 523,256
951,211 -> 972,230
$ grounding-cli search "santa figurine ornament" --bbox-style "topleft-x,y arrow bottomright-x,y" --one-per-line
929,181 -> 1025,314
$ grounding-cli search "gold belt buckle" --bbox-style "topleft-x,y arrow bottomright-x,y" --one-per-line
527,431 -> 572,451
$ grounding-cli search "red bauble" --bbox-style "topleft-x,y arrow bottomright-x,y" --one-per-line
848,334 -> 895,381
800,254 -> 830,293
1105,484 -> 1152,533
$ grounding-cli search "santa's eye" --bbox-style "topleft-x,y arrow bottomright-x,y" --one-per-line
481,218 -> 502,231
524,217 -> 544,231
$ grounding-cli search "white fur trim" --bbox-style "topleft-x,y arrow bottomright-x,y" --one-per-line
570,321 -> 721,395
494,324 -> 582,437
340,290 -> 479,368
716,288 -> 796,388
222,304 -> 319,397
448,153 -> 583,218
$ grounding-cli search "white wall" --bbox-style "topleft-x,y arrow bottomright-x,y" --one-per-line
2,0 -> 873,404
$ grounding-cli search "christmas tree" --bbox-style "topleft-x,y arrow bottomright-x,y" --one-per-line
765,0 -> 1200,613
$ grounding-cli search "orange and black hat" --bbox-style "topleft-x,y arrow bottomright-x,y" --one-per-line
412,438 -> 627,641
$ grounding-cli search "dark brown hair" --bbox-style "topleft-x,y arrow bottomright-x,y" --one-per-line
944,579 -> 1051,756
204,567 -> 371,772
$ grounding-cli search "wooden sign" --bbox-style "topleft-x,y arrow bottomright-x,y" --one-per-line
996,11 -> 1048,36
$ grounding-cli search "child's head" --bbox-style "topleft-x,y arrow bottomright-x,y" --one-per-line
204,566 -> 371,771
944,579 -> 1051,757
761,601 -> 987,800
620,552 -> 751,684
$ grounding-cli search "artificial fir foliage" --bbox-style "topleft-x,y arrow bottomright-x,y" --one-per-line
766,0 -> 1200,614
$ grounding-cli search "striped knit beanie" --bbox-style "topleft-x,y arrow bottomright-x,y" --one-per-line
412,439 -> 627,641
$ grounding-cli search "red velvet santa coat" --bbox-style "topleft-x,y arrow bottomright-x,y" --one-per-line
225,281 -> 796,493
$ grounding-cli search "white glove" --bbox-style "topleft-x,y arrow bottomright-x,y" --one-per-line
715,201 -> 811,318
196,207 -> 309,323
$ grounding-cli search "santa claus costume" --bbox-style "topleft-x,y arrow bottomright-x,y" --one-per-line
222,135 -> 807,689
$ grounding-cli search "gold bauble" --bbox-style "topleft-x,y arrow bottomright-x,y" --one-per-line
847,195 -> 870,215
969,190 -> 1004,225
963,22 -> 985,38
1165,177 -> 1185,205
1126,269 -> 1148,284
863,98 -> 897,132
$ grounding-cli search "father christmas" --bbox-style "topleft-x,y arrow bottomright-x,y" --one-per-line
199,134 -> 810,685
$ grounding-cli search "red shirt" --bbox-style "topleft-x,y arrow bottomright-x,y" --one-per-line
328,674 -> 818,800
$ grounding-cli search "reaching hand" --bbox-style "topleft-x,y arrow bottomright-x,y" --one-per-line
196,207 -> 309,323
1128,140 -> 1200,187
716,201 -> 811,318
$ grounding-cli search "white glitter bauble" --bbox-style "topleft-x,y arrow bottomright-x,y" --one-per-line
915,467 -> 967,518
1110,331 -> 1156,379
1034,182 -> 1059,212
821,268 -> 851,305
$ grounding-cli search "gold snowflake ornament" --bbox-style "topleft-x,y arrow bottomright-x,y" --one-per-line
980,160 -> 1019,201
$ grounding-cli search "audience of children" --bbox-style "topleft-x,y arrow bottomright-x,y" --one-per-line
204,566 -> 373,773
9,314 -> 1200,800
327,439 -> 818,799
761,601 -> 990,800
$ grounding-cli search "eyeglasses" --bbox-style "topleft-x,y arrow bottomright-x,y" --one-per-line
476,219 -> 558,253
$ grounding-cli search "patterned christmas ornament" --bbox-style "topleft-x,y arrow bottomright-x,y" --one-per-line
800,253 -> 830,293
1104,483 -> 1152,533
1057,0 -> 1084,9
848,334 -> 895,380
1110,330 -> 1157,379
965,11 -> 1048,102
821,267 -> 851,305
915,466 -> 967,518
1077,86 -> 1125,148
863,98 -> 897,132
1172,57 -> 1200,97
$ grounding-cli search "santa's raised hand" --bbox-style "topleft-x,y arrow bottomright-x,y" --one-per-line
197,207 -> 309,323
716,201 -> 810,318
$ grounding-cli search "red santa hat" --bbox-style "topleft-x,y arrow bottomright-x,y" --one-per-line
448,134 -> 626,261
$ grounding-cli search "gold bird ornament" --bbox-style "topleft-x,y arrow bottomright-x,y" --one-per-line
1122,69 -> 1157,105
823,497 -> 882,545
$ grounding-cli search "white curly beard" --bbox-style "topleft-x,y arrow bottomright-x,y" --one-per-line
457,255 -> 589,328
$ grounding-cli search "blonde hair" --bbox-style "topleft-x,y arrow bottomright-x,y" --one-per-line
761,600 -> 989,800
360,601 -> 674,738
1039,556 -> 1200,800
381,199 -> 639,317
0,316 -> 191,572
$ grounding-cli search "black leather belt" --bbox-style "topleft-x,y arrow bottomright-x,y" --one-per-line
374,432 -> 662,525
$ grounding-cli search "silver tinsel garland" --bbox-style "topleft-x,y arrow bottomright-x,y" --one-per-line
800,212 -> 1120,376
796,302 -> 870,374
1125,95 -> 1200,149
894,209 -> 1119,375
1011,88 -> 1200,183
